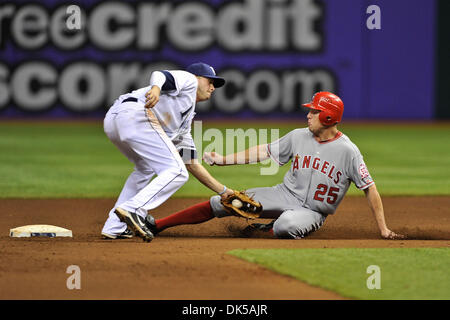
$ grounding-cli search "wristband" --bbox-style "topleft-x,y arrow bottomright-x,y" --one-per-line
218,186 -> 227,195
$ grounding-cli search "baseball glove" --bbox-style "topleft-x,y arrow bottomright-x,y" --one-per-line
221,191 -> 263,219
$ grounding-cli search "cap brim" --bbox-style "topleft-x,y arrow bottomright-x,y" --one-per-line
206,76 -> 225,88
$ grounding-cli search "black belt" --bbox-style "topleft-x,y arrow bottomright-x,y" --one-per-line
122,97 -> 138,103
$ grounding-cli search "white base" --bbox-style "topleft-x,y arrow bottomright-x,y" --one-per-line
10,225 -> 73,238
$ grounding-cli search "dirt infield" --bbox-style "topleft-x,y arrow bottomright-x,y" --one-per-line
0,196 -> 448,300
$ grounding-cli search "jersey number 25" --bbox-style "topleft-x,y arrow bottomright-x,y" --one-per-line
314,184 -> 339,204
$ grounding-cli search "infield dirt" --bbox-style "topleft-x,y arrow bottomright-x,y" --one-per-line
0,196 -> 448,299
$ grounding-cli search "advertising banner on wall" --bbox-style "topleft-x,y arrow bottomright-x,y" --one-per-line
0,0 -> 436,119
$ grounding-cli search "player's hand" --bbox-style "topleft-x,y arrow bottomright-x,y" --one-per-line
381,229 -> 406,240
145,86 -> 161,108
203,152 -> 224,166
220,188 -> 235,201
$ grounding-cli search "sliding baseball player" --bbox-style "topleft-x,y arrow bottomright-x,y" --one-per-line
148,92 -> 405,240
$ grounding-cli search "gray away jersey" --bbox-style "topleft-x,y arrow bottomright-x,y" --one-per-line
267,128 -> 374,215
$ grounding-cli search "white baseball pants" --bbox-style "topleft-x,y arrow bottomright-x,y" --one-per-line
101,100 -> 188,236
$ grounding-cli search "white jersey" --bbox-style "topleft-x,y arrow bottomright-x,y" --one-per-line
115,70 -> 198,154
267,128 -> 375,215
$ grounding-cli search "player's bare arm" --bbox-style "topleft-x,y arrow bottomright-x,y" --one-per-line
203,144 -> 269,166
364,184 -> 405,240
185,160 -> 234,199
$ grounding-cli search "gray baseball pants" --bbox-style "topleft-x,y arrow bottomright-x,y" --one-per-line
210,184 -> 327,239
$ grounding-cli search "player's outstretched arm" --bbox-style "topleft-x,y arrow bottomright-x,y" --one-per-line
203,144 -> 269,166
185,160 -> 234,199
364,184 -> 406,240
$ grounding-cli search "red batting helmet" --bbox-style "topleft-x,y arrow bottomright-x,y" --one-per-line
302,92 -> 344,126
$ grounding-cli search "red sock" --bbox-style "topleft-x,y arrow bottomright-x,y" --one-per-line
155,201 -> 214,232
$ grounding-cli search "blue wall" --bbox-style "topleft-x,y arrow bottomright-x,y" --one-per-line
0,0 -> 437,119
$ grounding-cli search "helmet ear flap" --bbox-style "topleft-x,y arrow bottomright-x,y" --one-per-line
319,110 -> 335,126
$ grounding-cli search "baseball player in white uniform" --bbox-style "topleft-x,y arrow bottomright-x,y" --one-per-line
101,62 -> 234,242
147,92 -> 405,240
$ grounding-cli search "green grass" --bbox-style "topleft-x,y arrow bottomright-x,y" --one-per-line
228,248 -> 450,300
0,121 -> 449,198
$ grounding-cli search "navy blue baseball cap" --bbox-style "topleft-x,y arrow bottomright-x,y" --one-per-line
186,62 -> 225,88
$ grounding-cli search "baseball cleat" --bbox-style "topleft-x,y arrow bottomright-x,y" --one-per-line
249,220 -> 275,232
145,214 -> 159,236
101,228 -> 134,240
114,208 -> 154,242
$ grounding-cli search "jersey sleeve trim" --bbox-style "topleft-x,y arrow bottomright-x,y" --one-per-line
160,71 -> 176,91
357,181 -> 375,190
179,148 -> 198,161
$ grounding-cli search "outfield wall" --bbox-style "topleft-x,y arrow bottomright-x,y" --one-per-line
0,0 -> 440,119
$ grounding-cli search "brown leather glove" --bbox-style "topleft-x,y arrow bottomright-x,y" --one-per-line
221,191 -> 263,219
